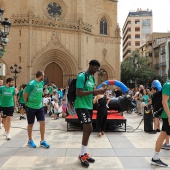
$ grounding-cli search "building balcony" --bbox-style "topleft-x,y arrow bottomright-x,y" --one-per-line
154,51 -> 159,57
161,49 -> 166,55
160,62 -> 166,67
154,63 -> 160,69
146,46 -> 152,52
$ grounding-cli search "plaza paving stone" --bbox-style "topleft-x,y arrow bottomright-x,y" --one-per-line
0,112 -> 170,170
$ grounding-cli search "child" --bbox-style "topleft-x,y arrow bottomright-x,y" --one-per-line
62,99 -> 67,118
53,98 -> 59,119
58,104 -> 63,117
43,94 -> 49,114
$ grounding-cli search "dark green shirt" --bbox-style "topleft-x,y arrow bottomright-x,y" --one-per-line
74,72 -> 95,109
161,80 -> 170,118
25,80 -> 44,109
18,90 -> 25,104
0,86 -> 15,107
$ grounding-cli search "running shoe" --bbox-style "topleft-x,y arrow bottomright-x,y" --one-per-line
78,155 -> 89,167
27,140 -> 36,148
162,143 -> 170,150
151,158 -> 168,167
84,153 -> 95,163
40,140 -> 50,149
6,133 -> 11,140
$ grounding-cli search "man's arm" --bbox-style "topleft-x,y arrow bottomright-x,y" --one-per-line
24,92 -> 29,103
13,95 -> 17,108
76,88 -> 105,97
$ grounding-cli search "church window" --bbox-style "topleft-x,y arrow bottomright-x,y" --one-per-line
47,2 -> 63,19
100,18 -> 107,35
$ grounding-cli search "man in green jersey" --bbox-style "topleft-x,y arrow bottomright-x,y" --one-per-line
75,60 -> 105,168
24,71 -> 50,149
0,79 -> 3,129
17,84 -> 27,120
0,78 -> 16,140
151,81 -> 170,167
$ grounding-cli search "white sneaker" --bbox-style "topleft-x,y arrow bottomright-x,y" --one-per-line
6,133 -> 11,140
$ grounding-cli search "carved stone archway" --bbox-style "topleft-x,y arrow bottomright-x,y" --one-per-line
32,49 -> 77,87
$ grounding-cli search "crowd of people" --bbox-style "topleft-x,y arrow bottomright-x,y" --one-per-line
0,59 -> 170,168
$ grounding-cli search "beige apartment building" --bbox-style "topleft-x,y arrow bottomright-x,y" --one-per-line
139,32 -> 170,76
122,9 -> 153,60
0,0 -> 120,87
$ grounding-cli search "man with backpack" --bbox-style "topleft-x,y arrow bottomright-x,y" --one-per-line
151,80 -> 170,167
74,60 -> 105,168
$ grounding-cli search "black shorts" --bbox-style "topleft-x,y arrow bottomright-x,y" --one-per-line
0,106 -> 2,112
26,107 -> 45,124
1,106 -> 14,118
20,103 -> 26,110
154,113 -> 160,118
76,108 -> 92,124
162,118 -> 170,135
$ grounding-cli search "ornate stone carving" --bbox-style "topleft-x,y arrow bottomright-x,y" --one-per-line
102,48 -> 107,57
43,0 -> 67,20
11,14 -> 92,34
95,37 -> 114,44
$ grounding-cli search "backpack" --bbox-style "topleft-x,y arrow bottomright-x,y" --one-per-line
152,90 -> 163,116
67,72 -> 95,116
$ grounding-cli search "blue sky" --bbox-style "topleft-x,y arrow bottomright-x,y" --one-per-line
118,0 -> 170,33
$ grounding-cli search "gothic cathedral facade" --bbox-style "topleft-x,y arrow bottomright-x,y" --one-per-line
0,0 -> 120,87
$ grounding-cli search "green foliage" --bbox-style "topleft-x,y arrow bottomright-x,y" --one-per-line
121,51 -> 158,87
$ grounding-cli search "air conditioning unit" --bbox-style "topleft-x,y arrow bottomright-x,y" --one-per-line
0,63 -> 6,76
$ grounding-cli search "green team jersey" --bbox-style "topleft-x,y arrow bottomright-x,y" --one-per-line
0,86 -> 15,107
18,90 -> 25,104
48,86 -> 53,94
25,80 -> 44,109
74,72 -> 95,109
161,80 -> 170,118
0,86 -> 2,106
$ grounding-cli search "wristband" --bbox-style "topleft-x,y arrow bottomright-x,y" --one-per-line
92,90 -> 95,96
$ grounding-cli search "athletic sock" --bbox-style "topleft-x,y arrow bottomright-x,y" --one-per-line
153,151 -> 159,160
80,145 -> 87,156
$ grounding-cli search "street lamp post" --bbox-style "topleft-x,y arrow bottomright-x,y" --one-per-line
98,68 -> 106,83
0,8 -> 11,58
10,64 -> 22,87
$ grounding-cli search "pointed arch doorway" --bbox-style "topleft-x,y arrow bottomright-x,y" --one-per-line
44,62 -> 63,88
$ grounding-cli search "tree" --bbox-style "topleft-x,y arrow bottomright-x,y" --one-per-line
121,51 -> 157,87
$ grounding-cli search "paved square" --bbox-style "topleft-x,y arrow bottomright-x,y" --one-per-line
0,112 -> 169,170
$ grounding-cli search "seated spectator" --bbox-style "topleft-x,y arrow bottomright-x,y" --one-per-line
52,91 -> 58,100
114,87 -> 122,97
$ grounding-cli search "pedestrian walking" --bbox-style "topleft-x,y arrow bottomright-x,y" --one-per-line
0,78 -> 16,140
17,84 -> 27,120
151,80 -> 170,167
24,71 -> 50,149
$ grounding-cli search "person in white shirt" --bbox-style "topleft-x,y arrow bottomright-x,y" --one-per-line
43,94 -> 49,114
53,98 -> 59,120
